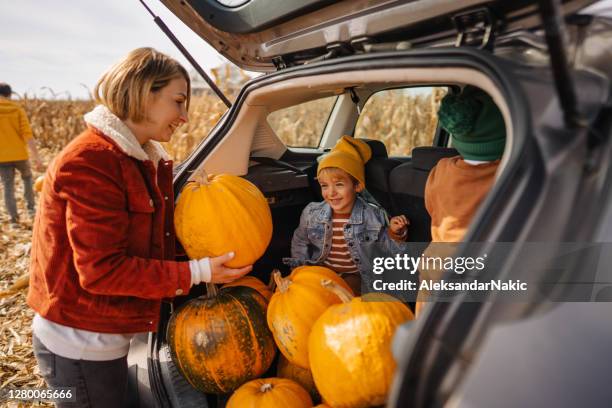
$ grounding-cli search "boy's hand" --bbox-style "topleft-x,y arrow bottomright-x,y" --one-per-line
390,215 -> 410,237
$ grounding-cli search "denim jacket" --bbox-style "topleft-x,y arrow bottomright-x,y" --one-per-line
283,196 -> 408,277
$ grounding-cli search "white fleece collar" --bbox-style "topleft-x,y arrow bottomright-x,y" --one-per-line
83,105 -> 170,164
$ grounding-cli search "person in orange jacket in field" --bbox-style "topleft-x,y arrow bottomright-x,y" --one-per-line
0,82 -> 43,226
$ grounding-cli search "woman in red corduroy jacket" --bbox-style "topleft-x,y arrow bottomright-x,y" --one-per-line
27,47 -> 250,407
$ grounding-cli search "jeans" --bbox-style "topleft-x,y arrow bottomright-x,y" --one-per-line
32,335 -> 128,408
0,160 -> 35,222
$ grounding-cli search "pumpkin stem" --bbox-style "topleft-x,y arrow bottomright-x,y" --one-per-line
268,269 -> 278,292
205,283 -> 218,298
321,279 -> 354,303
193,168 -> 210,185
273,270 -> 291,293
260,382 -> 274,393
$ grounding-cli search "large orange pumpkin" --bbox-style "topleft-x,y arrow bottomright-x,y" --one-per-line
222,275 -> 274,302
266,267 -> 353,369
309,280 -> 414,408
277,354 -> 321,403
226,378 -> 312,408
167,284 -> 276,394
174,173 -> 272,268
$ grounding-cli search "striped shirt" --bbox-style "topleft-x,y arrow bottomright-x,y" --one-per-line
323,213 -> 358,274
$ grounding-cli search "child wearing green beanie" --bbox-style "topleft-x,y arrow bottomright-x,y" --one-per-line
284,136 -> 409,294
416,86 -> 505,316
426,85 -> 505,242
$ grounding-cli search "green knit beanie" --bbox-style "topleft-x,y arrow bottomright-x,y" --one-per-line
438,86 -> 506,161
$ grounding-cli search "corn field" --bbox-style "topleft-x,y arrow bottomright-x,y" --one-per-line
266,87 -> 445,156
20,86 -> 445,163
355,88 -> 446,155
18,96 -> 228,164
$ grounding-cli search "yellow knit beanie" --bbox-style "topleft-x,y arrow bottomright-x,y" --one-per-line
317,136 -> 372,187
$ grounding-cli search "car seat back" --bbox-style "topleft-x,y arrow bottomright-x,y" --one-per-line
389,147 -> 458,242
362,139 -> 402,211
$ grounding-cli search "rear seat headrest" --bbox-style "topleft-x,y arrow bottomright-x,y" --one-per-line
411,147 -> 459,171
360,139 -> 388,159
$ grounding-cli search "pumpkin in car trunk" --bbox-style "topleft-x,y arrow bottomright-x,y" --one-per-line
277,354 -> 321,403
266,267 -> 353,369
174,172 -> 272,268
166,284 -> 276,394
222,275 -> 274,303
226,378 -> 312,408
308,280 -> 414,408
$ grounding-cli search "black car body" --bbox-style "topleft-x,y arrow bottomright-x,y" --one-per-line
126,1 -> 612,406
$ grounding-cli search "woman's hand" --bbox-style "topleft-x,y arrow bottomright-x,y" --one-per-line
189,252 -> 253,286
209,252 -> 252,284
390,215 -> 410,238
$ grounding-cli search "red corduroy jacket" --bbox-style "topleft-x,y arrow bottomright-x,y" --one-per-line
28,106 -> 191,333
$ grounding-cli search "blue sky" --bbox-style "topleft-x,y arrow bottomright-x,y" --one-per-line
2,1 -> 612,100
1,1 -> 228,99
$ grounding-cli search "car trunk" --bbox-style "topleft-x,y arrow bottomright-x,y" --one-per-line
146,45 -> 531,407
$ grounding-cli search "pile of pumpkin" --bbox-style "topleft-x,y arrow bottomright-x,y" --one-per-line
170,173 -> 415,407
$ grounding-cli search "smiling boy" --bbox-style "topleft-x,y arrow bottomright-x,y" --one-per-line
284,136 -> 409,294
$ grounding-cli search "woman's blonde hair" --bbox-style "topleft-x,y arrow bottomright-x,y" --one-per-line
94,47 -> 191,122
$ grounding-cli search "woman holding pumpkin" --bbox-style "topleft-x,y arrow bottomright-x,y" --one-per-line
27,48 -> 251,407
